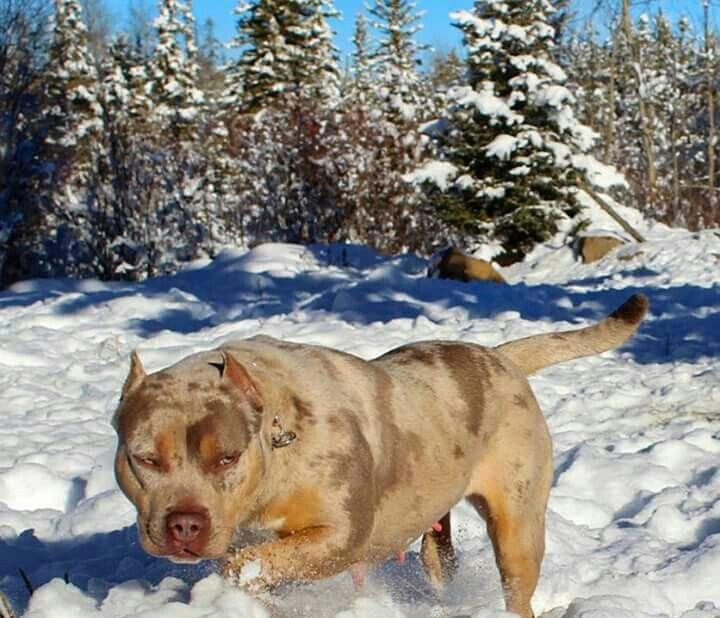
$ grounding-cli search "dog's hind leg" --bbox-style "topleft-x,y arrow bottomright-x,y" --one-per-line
420,511 -> 458,590
464,445 -> 552,618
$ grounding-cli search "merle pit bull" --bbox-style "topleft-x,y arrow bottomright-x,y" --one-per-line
114,294 -> 648,617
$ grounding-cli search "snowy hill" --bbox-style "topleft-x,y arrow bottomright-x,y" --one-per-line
0,229 -> 719,617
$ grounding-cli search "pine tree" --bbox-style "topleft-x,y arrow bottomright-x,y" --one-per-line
349,11 -> 373,104
565,24 -> 610,143
95,34 -> 156,280
675,16 -> 710,226
612,12 -> 657,207
337,1 -> 436,253
44,0 -> 104,190
0,0 -> 53,286
149,0 -> 204,143
197,17 -> 225,96
338,10 -> 381,238
303,0 -> 341,105
641,13 -> 705,226
429,48 -> 464,95
102,35 -> 149,124
416,0 -> 622,263
0,0 -> 106,285
225,0 -> 340,113
367,0 -> 428,121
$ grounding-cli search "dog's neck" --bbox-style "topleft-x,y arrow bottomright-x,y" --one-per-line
270,415 -> 297,449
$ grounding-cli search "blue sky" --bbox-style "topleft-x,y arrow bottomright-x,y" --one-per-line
107,1 -> 475,60
105,1 -> 717,59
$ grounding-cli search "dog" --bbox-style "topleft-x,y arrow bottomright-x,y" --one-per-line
113,294 -> 648,617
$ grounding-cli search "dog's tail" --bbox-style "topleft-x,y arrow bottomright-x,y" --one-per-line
496,294 -> 648,376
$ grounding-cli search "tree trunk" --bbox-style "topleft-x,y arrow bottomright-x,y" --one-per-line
581,183 -> 646,243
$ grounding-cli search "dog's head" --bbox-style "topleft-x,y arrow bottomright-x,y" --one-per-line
113,350 -> 271,563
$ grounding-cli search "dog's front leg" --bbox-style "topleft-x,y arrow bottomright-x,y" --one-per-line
222,526 -> 353,590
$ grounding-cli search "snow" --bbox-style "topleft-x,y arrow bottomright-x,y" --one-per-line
1,229 -> 719,617
572,155 -> 628,190
403,161 -> 458,191
486,134 -> 520,160
449,84 -> 523,124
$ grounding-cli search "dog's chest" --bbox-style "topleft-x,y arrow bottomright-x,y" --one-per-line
257,486 -> 325,537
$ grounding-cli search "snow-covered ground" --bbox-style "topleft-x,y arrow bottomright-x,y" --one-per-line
1,220 -> 719,617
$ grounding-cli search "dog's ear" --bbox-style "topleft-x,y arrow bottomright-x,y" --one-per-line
222,351 -> 263,410
121,350 -> 146,400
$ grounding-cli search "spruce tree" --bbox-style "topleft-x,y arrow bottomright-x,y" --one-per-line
351,11 -> 372,98
197,18 -> 225,96
368,0 -> 428,121
22,0 -> 105,279
343,1 -> 437,252
225,0 -> 340,112
417,0 -> 619,263
96,34 -> 156,279
44,0 -> 104,190
149,0 -> 204,143
1,0 -> 105,285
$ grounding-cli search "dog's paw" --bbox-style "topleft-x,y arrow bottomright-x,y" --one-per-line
222,550 -> 270,593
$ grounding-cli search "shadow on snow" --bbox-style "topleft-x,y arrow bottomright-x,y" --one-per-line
0,244 -> 716,364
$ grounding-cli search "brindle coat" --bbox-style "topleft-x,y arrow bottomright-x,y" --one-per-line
114,294 -> 648,618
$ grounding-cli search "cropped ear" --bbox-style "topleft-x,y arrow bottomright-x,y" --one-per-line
222,351 -> 263,410
121,351 -> 146,400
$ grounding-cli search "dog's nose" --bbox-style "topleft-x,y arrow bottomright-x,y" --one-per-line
166,511 -> 208,544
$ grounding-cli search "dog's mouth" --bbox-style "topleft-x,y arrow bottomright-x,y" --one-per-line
167,547 -> 204,564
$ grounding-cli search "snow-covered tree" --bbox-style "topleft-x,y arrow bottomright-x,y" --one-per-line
368,0 -> 428,121
197,17 -> 225,96
429,48 -> 464,95
415,0 -> 625,263
149,0 -> 204,142
565,24 -> 611,151
0,0 -> 53,287
102,34 -> 155,128
231,104 -> 345,245
92,34 -> 155,279
44,0 -> 104,188
303,0 -> 341,104
80,0 -> 112,63
225,0 -> 340,113
348,11 -> 373,104
334,2 -> 434,253
0,0 -> 107,285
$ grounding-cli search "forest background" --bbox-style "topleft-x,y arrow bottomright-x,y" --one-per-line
1,0 -> 717,286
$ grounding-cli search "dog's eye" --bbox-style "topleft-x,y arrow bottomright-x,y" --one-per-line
134,455 -> 160,469
218,454 -> 239,467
